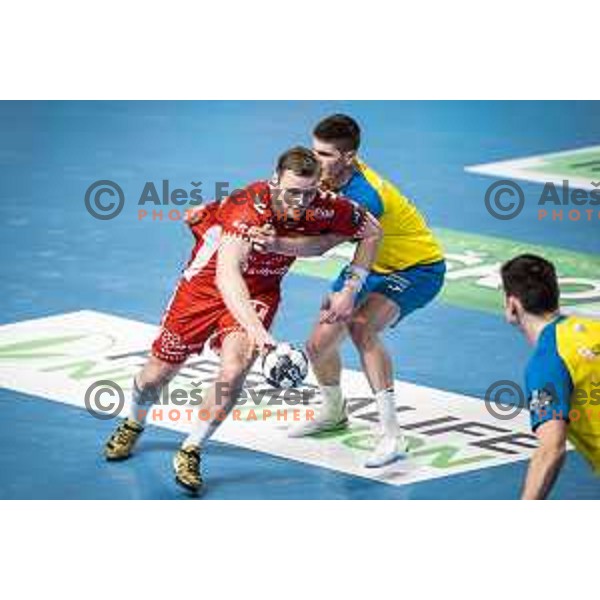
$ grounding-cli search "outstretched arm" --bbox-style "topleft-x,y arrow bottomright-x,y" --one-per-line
247,224 -> 350,257
272,232 -> 350,257
216,235 -> 277,353
248,211 -> 381,258
249,214 -> 382,323
521,419 -> 567,499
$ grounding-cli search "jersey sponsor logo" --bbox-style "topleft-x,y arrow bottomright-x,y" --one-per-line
578,345 -> 600,361
231,220 -> 251,235
311,207 -> 335,221
245,265 -> 289,277
529,388 -> 555,413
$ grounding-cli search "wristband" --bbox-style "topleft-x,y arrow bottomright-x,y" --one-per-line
342,264 -> 369,294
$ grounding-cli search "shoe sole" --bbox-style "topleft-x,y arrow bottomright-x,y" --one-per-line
174,476 -> 202,495
288,417 -> 349,438
105,454 -> 131,462
364,451 -> 408,469
173,457 -> 203,495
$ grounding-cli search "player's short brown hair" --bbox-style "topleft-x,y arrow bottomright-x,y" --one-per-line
276,146 -> 321,179
313,114 -> 361,152
500,254 -> 560,315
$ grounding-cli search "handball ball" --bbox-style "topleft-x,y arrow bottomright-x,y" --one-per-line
262,342 -> 308,389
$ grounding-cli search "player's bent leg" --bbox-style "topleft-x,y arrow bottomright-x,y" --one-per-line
104,355 -> 183,461
348,293 -> 408,468
173,330 -> 256,493
348,293 -> 399,391
137,355 -> 183,389
104,310 -> 203,461
288,320 -> 349,438
305,320 -> 347,385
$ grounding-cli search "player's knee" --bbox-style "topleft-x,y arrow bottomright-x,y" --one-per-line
217,359 -> 248,388
139,356 -> 179,388
348,320 -> 377,350
306,332 -> 338,363
305,337 -> 322,363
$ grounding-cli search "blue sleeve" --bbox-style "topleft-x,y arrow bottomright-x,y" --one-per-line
341,172 -> 384,219
357,187 -> 384,219
525,344 -> 573,432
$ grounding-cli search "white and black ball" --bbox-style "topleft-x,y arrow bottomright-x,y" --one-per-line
262,343 -> 308,389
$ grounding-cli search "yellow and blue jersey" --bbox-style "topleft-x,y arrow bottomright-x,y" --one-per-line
526,315 -> 600,471
338,159 -> 444,273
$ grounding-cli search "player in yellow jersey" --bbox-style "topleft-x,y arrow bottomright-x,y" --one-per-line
501,254 -> 600,499
284,115 -> 446,467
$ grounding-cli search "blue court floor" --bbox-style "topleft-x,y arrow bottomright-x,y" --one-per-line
1,101 -> 599,499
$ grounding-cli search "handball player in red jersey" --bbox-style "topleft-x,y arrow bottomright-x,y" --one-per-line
103,146 -> 382,493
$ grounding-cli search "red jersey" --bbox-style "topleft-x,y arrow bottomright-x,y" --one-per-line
151,181 -> 367,362
182,180 -> 367,295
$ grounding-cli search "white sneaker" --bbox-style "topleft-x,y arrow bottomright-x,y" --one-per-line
288,404 -> 348,438
364,433 -> 409,468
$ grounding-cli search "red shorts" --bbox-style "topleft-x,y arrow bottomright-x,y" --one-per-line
151,279 -> 280,364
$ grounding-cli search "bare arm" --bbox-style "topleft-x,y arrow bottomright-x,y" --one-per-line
521,419 -> 567,500
271,233 -> 349,257
320,213 -> 382,323
244,213 -> 382,324
347,211 -> 382,271
248,212 -> 381,258
215,235 -> 276,352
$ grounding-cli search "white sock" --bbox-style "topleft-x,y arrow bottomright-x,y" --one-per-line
127,378 -> 159,426
320,384 -> 344,415
375,387 -> 400,438
182,418 -> 221,449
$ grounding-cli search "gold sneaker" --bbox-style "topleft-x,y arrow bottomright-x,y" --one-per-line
104,419 -> 144,461
173,445 -> 203,493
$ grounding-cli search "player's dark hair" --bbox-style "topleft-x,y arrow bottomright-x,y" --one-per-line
500,254 -> 560,315
313,114 -> 361,152
276,146 -> 321,179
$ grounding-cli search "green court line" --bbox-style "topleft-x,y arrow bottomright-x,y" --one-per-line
534,148 -> 600,180
292,227 -> 600,316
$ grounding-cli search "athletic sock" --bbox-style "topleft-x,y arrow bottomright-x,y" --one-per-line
320,384 -> 344,416
182,418 -> 220,449
375,387 -> 400,438
127,378 -> 159,426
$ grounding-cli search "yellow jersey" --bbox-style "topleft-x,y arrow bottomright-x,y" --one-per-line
526,315 -> 600,471
337,159 -> 444,273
